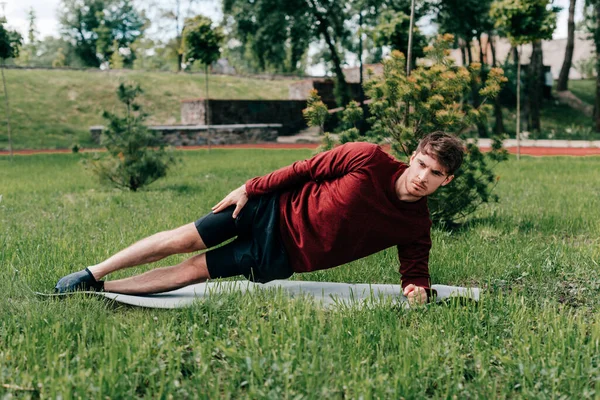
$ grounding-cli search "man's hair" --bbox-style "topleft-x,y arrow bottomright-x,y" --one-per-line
415,131 -> 465,175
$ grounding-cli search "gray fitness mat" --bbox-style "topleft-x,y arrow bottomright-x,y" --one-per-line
40,280 -> 480,309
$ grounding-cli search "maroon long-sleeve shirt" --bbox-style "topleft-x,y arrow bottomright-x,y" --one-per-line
245,142 -> 432,289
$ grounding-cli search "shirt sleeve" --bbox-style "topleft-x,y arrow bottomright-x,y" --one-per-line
396,228 -> 432,290
245,142 -> 379,197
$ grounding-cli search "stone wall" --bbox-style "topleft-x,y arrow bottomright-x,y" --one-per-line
181,99 -> 307,135
90,124 -> 282,146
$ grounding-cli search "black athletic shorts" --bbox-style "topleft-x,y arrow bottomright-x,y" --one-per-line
194,193 -> 293,283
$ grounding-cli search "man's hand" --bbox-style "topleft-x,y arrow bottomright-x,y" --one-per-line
212,185 -> 248,218
403,284 -> 428,306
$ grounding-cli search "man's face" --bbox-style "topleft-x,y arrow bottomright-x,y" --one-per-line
404,152 -> 454,197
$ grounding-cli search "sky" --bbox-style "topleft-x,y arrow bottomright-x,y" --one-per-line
1,0 -> 587,46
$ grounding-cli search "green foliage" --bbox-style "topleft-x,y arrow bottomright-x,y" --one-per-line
339,101 -> 364,144
364,35 -> 508,224
86,83 -> 176,191
574,55 -> 597,79
182,15 -> 223,67
109,41 -> 124,69
222,0 -> 317,74
0,22 -> 23,61
303,89 -> 329,135
490,0 -> 560,45
372,11 -> 427,66
131,37 -> 179,71
437,0 -> 495,43
19,36 -> 82,68
52,47 -> 67,68
58,0 -> 145,67
341,100 -> 363,128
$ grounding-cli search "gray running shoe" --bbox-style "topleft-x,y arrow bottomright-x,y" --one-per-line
54,268 -> 104,293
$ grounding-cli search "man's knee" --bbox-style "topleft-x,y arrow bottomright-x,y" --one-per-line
183,254 -> 211,284
164,223 -> 206,253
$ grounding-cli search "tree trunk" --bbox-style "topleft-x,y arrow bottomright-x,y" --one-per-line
557,0 -> 576,91
406,0 -> 416,76
177,52 -> 183,72
474,35 -> 488,137
478,35 -> 485,66
490,36 -> 505,135
516,46 -> 522,160
1,63 -> 13,159
595,2 -> 600,131
528,40 -> 543,132
205,64 -> 211,152
489,33 -> 497,67
466,41 -> 473,66
308,0 -> 349,106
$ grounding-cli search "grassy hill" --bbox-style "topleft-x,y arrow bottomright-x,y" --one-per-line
0,69 -> 597,151
0,68 -> 297,150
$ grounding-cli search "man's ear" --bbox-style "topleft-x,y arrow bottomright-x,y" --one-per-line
441,175 -> 454,186
409,152 -> 416,163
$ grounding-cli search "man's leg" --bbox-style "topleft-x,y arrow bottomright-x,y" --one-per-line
103,252 -> 210,295
88,223 -> 206,280
55,222 -> 208,293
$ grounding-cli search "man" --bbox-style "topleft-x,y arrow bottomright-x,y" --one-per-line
55,131 -> 464,305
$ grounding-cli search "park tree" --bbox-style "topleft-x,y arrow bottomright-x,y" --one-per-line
109,40 -> 125,68
582,0 -> 600,131
491,0 -> 559,157
87,83 -> 176,191
131,38 -> 177,71
223,0 -> 353,105
372,9 -> 427,70
15,8 -> 38,66
223,0 -> 433,106
182,15 -> 224,150
0,21 -> 22,158
557,0 -> 577,91
58,0 -> 145,67
306,35 -> 509,225
25,36 -> 79,68
436,0 -> 503,137
141,0 -> 203,71
53,47 -> 67,68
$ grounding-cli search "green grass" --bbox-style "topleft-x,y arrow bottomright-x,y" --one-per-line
0,69 -> 296,151
1,149 -> 600,398
501,100 -> 598,140
569,79 -> 597,106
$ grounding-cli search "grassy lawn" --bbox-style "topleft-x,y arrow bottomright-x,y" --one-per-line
0,69 -> 296,151
501,98 -> 597,140
1,149 -> 599,398
569,79 -> 597,106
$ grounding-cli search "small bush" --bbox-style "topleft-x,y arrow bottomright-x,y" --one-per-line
86,83 -> 177,191
574,55 -> 596,80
